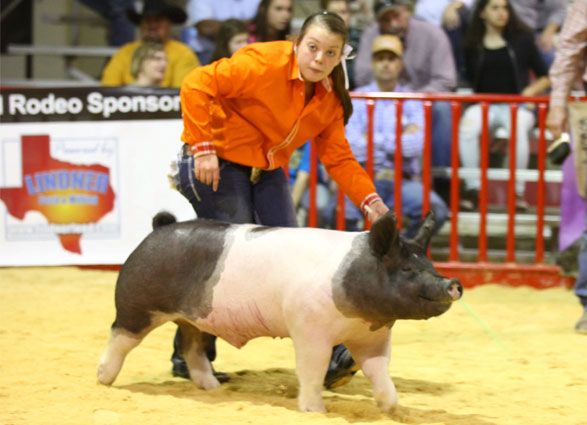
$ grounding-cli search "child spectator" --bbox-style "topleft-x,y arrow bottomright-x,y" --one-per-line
459,0 -> 550,211
210,19 -> 250,62
129,39 -> 168,86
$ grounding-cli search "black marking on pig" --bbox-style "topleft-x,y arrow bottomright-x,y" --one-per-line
112,219 -> 232,334
332,234 -> 453,330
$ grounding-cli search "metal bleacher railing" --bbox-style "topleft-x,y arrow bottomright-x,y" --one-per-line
303,92 -> 585,289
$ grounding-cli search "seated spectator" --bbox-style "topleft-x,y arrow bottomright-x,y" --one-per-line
248,0 -> 292,43
459,0 -> 550,211
209,19 -> 250,62
129,39 -> 168,86
413,0 -> 473,80
289,142 -> 332,227
185,0 -> 261,65
342,35 -> 449,236
321,0 -> 362,90
354,0 -> 458,205
510,0 -> 567,70
101,0 -> 200,88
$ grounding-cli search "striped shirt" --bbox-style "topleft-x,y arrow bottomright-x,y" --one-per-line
548,0 -> 587,107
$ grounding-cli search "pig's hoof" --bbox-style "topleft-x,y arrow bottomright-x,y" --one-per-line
192,371 -> 221,390
376,396 -> 398,413
97,364 -> 115,386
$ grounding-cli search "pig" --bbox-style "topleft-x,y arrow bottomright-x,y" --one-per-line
97,211 -> 462,413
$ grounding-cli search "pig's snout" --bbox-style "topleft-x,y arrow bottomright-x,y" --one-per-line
446,278 -> 463,301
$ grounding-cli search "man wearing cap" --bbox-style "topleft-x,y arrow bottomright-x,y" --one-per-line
343,34 -> 448,235
101,0 -> 200,87
354,0 -> 457,204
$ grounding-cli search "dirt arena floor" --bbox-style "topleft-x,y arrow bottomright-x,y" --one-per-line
1,266 -> 586,425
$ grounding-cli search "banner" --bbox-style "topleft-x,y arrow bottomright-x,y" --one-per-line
0,86 -> 195,266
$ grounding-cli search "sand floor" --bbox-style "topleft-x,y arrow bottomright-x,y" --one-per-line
1,266 -> 586,425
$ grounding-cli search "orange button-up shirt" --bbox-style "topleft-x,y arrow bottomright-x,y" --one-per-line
180,40 -> 380,211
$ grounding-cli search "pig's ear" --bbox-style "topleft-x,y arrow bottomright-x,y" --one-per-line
369,212 -> 400,259
412,210 -> 435,250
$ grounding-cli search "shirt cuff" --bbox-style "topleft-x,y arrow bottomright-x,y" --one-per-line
190,141 -> 216,158
360,193 -> 382,215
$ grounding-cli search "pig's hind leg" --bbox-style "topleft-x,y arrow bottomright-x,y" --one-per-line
97,326 -> 144,385
176,321 -> 220,390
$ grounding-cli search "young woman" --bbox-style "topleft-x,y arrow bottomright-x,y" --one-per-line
129,39 -> 168,86
209,19 -> 250,63
459,0 -> 550,211
172,11 -> 389,388
248,0 -> 292,43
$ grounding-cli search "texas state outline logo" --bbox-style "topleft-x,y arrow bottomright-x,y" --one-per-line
0,134 -> 120,254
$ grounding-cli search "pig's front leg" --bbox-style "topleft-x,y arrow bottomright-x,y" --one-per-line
291,333 -> 332,412
346,333 -> 398,413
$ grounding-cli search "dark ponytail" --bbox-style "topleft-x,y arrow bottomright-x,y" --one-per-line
297,11 -> 353,124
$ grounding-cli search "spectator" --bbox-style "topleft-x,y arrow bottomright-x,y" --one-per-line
343,34 -> 448,236
354,0 -> 457,205
172,11 -> 389,388
289,142 -> 332,227
321,0 -> 362,89
248,0 -> 293,43
210,19 -> 250,62
413,0 -> 473,80
129,39 -> 168,86
78,0 -> 135,46
185,0 -> 261,65
510,0 -> 567,70
101,0 -> 200,87
459,0 -> 550,211
545,0 -> 587,334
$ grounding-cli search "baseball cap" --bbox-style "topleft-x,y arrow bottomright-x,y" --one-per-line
373,0 -> 413,19
371,35 -> 403,57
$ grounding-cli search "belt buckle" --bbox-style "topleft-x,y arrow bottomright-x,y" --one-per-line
250,167 -> 262,184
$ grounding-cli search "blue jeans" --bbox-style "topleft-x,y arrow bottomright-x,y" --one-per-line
175,150 -> 298,227
344,178 -> 449,238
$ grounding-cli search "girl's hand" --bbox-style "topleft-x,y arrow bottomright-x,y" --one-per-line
366,199 -> 390,224
194,154 -> 220,191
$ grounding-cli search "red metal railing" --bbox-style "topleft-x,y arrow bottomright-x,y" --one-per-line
304,92 -> 585,288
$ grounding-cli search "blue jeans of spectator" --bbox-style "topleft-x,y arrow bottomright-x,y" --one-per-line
576,214 -> 587,310
344,178 -> 449,238
78,0 -> 135,46
171,147 -> 298,367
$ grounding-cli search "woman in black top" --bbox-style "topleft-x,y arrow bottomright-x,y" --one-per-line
458,0 -> 550,211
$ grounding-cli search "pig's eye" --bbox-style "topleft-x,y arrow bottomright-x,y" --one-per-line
401,265 -> 412,272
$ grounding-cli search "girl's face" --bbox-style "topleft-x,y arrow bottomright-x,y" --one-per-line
480,0 -> 510,29
266,0 -> 292,31
142,50 -> 167,83
326,0 -> 351,28
296,24 -> 343,83
228,32 -> 249,55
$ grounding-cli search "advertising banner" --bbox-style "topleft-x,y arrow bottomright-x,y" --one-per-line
0,87 -> 195,266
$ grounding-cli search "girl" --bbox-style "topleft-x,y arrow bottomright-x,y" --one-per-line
173,11 -> 389,388
248,0 -> 292,43
459,0 -> 550,211
129,39 -> 168,86
209,19 -> 250,62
